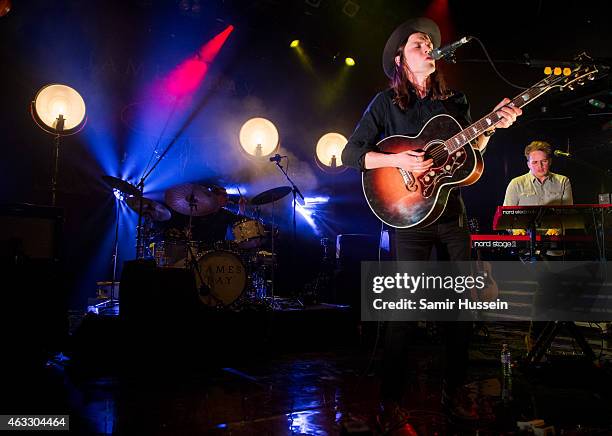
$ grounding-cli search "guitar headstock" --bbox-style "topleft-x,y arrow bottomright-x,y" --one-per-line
538,52 -> 599,92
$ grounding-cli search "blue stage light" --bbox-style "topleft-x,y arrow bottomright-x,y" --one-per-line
113,188 -> 125,202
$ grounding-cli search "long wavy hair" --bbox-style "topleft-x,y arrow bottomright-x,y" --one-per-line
390,36 -> 451,110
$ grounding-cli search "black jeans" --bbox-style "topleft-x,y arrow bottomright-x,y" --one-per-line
381,215 -> 472,402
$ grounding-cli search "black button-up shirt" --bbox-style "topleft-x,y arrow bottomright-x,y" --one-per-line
341,88 -> 474,219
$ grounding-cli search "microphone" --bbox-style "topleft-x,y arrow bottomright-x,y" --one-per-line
554,150 -> 571,158
429,36 -> 473,61
269,154 -> 286,163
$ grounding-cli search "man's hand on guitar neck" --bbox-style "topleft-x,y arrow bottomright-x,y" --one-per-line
491,97 -> 523,131
474,98 -> 523,152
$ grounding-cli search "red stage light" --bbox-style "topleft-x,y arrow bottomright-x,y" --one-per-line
425,0 -> 454,43
164,25 -> 234,98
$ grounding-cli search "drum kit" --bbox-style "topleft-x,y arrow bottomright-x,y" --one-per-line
103,175 -> 293,310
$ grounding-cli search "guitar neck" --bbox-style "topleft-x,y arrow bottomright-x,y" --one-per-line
446,80 -> 556,154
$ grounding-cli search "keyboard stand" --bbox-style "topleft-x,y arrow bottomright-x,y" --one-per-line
523,321 -> 597,368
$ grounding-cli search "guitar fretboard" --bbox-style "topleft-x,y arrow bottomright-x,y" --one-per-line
445,75 -> 566,154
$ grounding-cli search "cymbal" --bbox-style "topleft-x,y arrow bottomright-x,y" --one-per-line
164,183 -> 219,216
250,186 -> 292,206
102,175 -> 141,197
126,196 -> 171,222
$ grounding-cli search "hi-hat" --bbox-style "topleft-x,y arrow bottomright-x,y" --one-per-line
164,183 -> 219,216
126,196 -> 171,222
102,175 -> 141,197
250,186 -> 292,205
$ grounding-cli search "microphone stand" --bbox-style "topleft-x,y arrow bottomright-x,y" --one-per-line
272,157 -> 305,307
555,153 -> 612,193
273,158 -> 304,248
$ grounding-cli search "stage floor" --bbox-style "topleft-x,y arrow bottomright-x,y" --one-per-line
5,319 -> 612,435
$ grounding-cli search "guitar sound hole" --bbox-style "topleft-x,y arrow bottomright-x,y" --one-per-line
426,144 -> 450,168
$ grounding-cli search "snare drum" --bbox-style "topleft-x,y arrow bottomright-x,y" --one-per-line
195,250 -> 247,306
232,218 -> 265,249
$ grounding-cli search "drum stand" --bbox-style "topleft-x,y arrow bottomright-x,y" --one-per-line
97,200 -> 122,313
249,202 -> 280,310
270,200 -> 277,308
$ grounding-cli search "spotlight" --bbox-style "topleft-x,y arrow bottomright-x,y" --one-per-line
294,199 -> 319,234
315,132 -> 347,173
239,117 -> 279,157
345,57 -> 356,67
290,39 -> 300,48
113,188 -> 126,202
304,196 -> 329,206
31,83 -> 87,205
31,84 -> 86,134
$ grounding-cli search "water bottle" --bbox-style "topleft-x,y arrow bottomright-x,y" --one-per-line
501,372 -> 513,404
500,343 -> 512,376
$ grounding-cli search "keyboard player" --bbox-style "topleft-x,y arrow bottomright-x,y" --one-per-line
503,140 -> 574,235
502,140 -> 574,351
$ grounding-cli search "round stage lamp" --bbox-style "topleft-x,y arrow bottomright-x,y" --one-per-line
31,84 -> 87,205
31,84 -> 87,134
239,117 -> 279,157
315,132 -> 347,172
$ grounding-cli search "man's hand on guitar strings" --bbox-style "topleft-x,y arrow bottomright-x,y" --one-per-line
394,149 -> 434,173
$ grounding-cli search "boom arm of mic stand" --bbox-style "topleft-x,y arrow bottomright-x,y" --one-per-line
274,161 -> 304,202
559,154 -> 612,193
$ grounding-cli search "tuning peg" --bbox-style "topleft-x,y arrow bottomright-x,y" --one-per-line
567,84 -> 574,91
588,74 -> 595,80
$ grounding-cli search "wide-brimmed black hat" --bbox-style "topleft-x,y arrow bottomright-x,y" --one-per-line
382,17 -> 441,78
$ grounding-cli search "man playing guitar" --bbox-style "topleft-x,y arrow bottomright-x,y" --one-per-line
341,17 -> 522,426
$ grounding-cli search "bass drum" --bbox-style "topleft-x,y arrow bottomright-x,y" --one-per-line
195,250 -> 247,306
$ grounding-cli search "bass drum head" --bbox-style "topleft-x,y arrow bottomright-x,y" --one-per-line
195,250 -> 247,306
